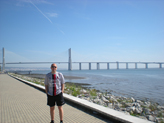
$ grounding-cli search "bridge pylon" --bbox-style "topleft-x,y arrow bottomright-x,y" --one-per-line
2,48 -> 5,72
68,48 -> 72,70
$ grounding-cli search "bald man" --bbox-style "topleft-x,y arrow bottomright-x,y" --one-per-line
44,63 -> 65,123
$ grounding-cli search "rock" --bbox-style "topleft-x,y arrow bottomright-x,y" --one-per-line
93,99 -> 100,103
126,98 -> 134,103
130,97 -> 135,102
157,105 -> 164,110
132,102 -> 141,108
114,104 -> 120,110
125,103 -> 133,107
120,108 -> 126,111
126,106 -> 135,112
123,97 -> 127,100
144,101 -> 151,107
138,116 -> 147,120
78,94 -> 82,98
99,100 -> 104,105
156,118 -> 164,123
84,94 -> 89,97
84,97 -> 90,101
144,108 -> 151,115
146,115 -> 156,122
108,103 -> 113,109
135,107 -> 143,114
139,102 -> 144,106
97,92 -> 102,96
108,96 -> 117,103
104,95 -> 110,99
80,89 -> 87,94
93,99 -> 103,105
124,111 -> 130,115
129,110 -> 133,114
102,96 -> 109,103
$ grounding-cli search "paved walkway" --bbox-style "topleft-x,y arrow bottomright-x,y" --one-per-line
0,74 -> 111,123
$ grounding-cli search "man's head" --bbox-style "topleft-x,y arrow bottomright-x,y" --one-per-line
51,63 -> 57,73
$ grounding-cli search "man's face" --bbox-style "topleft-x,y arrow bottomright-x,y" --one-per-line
51,64 -> 57,72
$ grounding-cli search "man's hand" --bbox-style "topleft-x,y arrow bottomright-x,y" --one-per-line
45,85 -> 48,94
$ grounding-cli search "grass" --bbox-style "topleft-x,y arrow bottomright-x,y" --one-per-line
149,104 -> 157,111
130,111 -> 140,117
157,112 -> 163,118
65,83 -> 82,97
89,89 -> 97,97
120,103 -> 127,108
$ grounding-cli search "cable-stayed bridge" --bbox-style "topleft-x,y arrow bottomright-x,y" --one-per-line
0,48 -> 164,71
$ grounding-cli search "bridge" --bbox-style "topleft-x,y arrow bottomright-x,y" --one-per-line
1,48 -> 164,71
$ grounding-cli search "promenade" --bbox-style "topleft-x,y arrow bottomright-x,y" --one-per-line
0,74 -> 111,123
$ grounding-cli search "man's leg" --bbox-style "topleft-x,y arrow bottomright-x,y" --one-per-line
58,106 -> 63,121
50,106 -> 55,122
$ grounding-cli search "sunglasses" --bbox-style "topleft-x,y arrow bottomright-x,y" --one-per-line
51,66 -> 57,68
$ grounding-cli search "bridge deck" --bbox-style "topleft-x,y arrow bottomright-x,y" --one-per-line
0,74 -> 110,123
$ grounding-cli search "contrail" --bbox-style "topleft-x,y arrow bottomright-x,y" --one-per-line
30,1 -> 53,24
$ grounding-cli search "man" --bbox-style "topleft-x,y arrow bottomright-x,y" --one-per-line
44,63 -> 65,123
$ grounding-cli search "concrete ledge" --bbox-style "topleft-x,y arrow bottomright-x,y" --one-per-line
8,74 -> 153,123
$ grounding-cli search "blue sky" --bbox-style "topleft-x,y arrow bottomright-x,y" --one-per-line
0,0 -> 164,69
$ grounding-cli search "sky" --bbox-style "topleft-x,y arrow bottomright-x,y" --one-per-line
0,0 -> 164,69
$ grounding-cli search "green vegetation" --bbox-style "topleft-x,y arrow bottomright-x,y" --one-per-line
130,111 -> 140,117
64,83 -> 82,97
89,89 -> 97,97
149,104 -> 157,111
157,112 -> 163,118
120,103 -> 127,108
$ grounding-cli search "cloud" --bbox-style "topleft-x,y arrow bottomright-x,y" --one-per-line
16,0 -> 65,35
59,30 -> 65,35
17,0 -> 53,5
29,1 -> 53,24
47,13 -> 58,17
16,0 -> 53,24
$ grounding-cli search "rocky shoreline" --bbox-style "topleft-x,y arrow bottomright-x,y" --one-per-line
9,73 -> 164,123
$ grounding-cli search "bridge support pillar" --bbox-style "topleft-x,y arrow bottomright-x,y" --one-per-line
89,63 -> 91,70
117,62 -> 119,69
2,48 -> 5,72
126,63 -> 128,69
97,63 -> 100,70
159,63 -> 162,68
79,63 -> 81,70
68,48 -> 72,70
107,63 -> 110,70
135,63 -> 137,69
145,63 -> 148,69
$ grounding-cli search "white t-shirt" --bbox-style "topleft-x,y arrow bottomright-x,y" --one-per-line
44,72 -> 65,96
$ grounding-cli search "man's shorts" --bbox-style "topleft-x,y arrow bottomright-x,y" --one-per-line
47,92 -> 65,107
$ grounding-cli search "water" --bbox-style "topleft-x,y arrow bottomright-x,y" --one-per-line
31,68 -> 164,105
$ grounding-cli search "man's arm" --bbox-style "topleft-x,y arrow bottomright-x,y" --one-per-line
60,73 -> 65,93
45,85 -> 48,94
44,75 -> 48,94
61,84 -> 64,93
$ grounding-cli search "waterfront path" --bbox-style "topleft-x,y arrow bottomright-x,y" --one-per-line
0,74 -> 110,123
